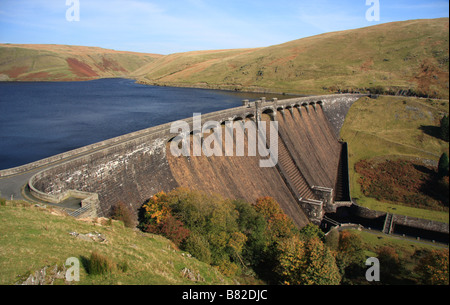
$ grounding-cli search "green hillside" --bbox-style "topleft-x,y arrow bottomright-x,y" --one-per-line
0,200 -> 232,285
136,18 -> 449,98
0,44 -> 162,81
1,19 -> 447,98
341,95 -> 449,222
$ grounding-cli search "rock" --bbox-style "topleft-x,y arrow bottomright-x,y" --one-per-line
180,267 -> 205,282
69,231 -> 107,243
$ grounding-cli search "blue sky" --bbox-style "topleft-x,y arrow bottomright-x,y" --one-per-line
0,0 -> 448,54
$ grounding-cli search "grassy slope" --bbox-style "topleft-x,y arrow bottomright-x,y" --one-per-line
0,44 -> 162,81
0,200 -> 232,285
340,95 -> 449,222
137,18 -> 449,98
1,19 -> 448,97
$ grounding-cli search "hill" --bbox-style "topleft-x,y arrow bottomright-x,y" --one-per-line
0,44 -> 162,81
1,18 -> 448,98
135,18 -> 449,98
0,200 -> 232,285
340,95 -> 449,222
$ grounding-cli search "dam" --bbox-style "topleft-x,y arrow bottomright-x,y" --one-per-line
0,93 -> 364,228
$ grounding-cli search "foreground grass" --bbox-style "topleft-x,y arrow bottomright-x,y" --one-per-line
0,200 -> 232,285
341,95 -> 449,223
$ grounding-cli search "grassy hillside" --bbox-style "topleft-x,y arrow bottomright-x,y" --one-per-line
136,18 -> 449,98
340,95 -> 449,222
0,200 -> 232,285
0,44 -> 162,81
1,19 -> 447,98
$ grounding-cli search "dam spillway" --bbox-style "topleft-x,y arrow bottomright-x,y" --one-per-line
0,94 -> 366,227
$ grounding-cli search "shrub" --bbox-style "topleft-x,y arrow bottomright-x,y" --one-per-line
159,215 -> 190,247
184,233 -> 212,264
88,251 -> 116,275
112,201 -> 135,228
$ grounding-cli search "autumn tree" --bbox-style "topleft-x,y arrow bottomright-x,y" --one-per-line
254,197 -> 297,241
138,191 -> 171,231
415,249 -> 449,285
276,236 -> 341,285
336,230 -> 366,277
138,191 -> 190,246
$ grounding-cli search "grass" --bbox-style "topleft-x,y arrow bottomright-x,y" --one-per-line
340,95 -> 449,223
0,200 -> 232,285
136,18 -> 449,98
0,44 -> 161,81
3,19 -> 446,98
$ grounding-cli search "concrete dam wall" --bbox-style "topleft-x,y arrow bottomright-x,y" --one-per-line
23,94 -> 366,227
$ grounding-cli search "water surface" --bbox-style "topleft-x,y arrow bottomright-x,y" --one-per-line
0,78 -> 292,170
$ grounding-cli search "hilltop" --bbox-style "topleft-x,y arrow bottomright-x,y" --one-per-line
1,18 -> 448,98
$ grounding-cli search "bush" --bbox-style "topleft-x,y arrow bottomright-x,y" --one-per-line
88,251 -> 116,275
159,215 -> 190,247
112,201 -> 135,228
184,233 -> 212,264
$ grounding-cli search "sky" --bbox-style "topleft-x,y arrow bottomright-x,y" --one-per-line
0,0 -> 448,55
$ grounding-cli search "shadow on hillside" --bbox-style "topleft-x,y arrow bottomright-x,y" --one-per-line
419,125 -> 441,140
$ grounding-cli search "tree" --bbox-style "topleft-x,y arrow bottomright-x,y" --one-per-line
377,246 -> 403,281
415,249 -> 449,285
254,197 -> 297,241
299,223 -> 325,241
336,230 -> 366,277
138,191 -> 171,230
440,115 -> 449,142
276,236 -> 341,285
438,153 -> 449,179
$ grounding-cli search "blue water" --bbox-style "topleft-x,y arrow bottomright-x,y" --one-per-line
0,78 -> 288,170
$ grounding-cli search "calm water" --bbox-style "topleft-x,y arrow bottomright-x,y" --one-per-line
0,78 -> 291,170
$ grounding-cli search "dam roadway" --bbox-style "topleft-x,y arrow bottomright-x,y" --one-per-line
0,94 -> 366,226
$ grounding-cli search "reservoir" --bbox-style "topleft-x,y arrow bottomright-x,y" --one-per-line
0,78 -> 291,170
